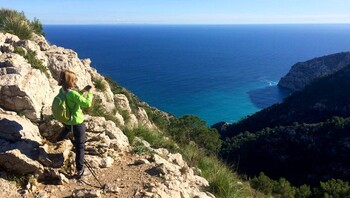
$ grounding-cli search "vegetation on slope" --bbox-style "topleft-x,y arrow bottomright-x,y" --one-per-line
215,64 -> 350,197
0,8 -> 44,39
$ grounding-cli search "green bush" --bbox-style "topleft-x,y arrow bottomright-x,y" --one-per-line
93,78 -> 108,92
316,179 -> 350,198
295,184 -> 312,198
250,172 -> 275,195
168,115 -> 221,153
14,48 -> 49,78
0,9 -> 45,39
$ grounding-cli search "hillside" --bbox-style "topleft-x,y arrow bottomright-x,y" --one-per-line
0,31 -> 216,197
216,59 -> 350,187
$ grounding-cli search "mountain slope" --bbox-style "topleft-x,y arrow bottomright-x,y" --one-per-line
216,62 -> 350,186
215,63 -> 350,139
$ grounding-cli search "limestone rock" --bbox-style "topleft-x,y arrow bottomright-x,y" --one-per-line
0,113 -> 42,143
0,53 -> 55,122
15,39 -> 49,67
32,34 -> 50,51
38,140 -> 73,167
46,45 -> 93,90
114,94 -> 132,113
0,149 -> 43,175
72,189 -> 101,198
85,155 -> 114,168
104,183 -> 119,193
279,52 -> 350,91
0,178 -> 21,198
85,116 -> 129,151
133,158 -> 150,165
39,120 -> 63,141
136,107 -> 153,128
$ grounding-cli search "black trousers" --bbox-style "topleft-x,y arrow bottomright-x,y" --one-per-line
57,123 -> 85,172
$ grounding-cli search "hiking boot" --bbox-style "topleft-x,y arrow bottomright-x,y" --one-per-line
76,168 -> 85,179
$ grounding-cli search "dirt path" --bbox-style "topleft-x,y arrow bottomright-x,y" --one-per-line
34,152 -> 160,198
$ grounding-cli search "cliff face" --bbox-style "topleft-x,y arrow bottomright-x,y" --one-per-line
0,33 -> 213,198
278,52 -> 350,91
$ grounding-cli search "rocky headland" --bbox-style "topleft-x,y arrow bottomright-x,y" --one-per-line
0,32 -> 214,198
278,52 -> 350,92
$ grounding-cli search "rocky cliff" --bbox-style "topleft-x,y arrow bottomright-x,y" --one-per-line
278,52 -> 350,91
0,32 -> 214,198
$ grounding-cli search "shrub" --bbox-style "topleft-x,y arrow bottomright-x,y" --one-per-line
295,184 -> 312,198
168,115 -> 221,153
250,172 -> 275,195
93,78 -> 108,92
0,9 -> 45,39
316,179 -> 350,198
30,17 -> 45,36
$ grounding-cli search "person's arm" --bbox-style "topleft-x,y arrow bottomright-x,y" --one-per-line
72,90 -> 93,108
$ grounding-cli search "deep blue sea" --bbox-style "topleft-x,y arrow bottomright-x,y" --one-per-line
44,24 -> 350,125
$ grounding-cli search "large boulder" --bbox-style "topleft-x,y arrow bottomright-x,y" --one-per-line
46,45 -> 93,89
0,148 -> 43,175
0,53 -> 55,122
0,113 -> 42,143
38,140 -> 73,168
85,115 -> 129,151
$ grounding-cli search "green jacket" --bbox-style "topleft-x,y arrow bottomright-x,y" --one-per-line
61,88 -> 93,125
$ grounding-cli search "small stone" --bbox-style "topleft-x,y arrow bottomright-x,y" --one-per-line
133,159 -> 150,165
104,184 -> 119,193
72,189 -> 101,198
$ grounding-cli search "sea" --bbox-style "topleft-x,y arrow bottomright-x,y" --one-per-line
44,24 -> 350,125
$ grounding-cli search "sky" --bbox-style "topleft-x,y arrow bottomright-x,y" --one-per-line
1,0 -> 350,25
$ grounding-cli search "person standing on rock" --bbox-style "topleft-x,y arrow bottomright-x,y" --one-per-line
56,70 -> 94,179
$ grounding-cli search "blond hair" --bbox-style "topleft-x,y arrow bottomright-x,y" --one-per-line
59,70 -> 76,90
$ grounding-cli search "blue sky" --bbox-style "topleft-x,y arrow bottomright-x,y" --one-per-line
2,0 -> 350,24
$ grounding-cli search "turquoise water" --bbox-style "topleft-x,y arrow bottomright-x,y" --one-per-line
44,24 -> 350,125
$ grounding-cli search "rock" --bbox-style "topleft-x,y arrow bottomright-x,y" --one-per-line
32,34 -> 50,51
133,159 -> 150,165
0,113 -> 42,143
85,116 -> 129,151
134,137 -> 151,148
104,184 -> 119,193
0,149 -> 43,175
39,120 -> 63,141
0,53 -> 55,122
46,45 -> 94,90
153,148 -> 169,157
0,178 -> 21,197
279,52 -> 350,91
72,189 -> 101,198
136,107 -> 153,128
38,140 -> 73,167
167,153 -> 185,167
114,94 -> 132,113
15,39 -> 49,67
85,155 -> 114,168
58,173 -> 69,184
4,33 -> 20,45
